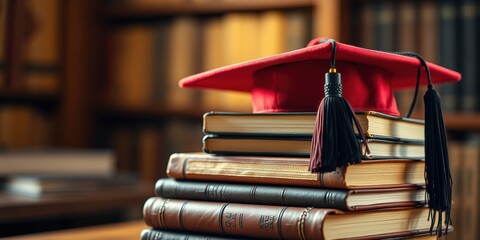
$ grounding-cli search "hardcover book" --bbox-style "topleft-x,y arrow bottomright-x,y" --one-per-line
166,153 -> 425,189
140,229 -> 438,240
203,111 -> 425,141
155,178 -> 426,211
203,135 -> 424,159
143,197 -> 443,240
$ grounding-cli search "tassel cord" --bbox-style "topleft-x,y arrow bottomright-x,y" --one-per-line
329,39 -> 336,69
347,101 -> 371,155
405,68 -> 421,118
327,39 -> 369,154
392,51 -> 427,118
394,51 -> 452,237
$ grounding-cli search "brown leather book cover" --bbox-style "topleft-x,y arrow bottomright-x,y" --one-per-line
143,197 -> 438,240
155,178 -> 426,211
166,153 -> 425,189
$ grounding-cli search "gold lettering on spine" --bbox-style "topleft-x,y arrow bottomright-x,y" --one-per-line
153,231 -> 162,240
158,199 -> 170,229
297,207 -> 313,240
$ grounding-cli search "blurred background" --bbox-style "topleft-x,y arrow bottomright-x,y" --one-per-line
0,0 -> 478,239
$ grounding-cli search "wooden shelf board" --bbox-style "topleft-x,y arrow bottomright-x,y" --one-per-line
98,104 -> 206,122
104,0 -> 314,18
0,91 -> 59,106
444,112 -> 480,131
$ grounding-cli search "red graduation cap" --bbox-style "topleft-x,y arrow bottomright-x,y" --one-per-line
180,38 -> 460,116
179,38 -> 460,236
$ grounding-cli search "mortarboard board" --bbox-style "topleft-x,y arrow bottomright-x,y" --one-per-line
180,38 -> 460,116
179,38 -> 461,236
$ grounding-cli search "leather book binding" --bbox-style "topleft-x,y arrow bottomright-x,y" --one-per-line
143,197 -> 437,240
155,178 -> 425,211
166,153 -> 425,189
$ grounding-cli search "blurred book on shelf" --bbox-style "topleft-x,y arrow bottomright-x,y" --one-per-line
3,0 -> 61,94
0,149 -> 148,200
459,0 -> 479,112
101,8 -> 312,113
103,25 -> 155,109
2,173 -> 138,197
0,150 -> 115,176
0,106 -> 53,150
449,135 -> 480,239
349,0 -> 480,115
0,0 -> 8,89
438,0 -> 460,112
21,0 -> 61,94
108,119 -> 203,183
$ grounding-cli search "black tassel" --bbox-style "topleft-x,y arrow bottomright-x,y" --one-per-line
309,40 -> 370,173
395,52 -> 452,237
424,85 -> 452,237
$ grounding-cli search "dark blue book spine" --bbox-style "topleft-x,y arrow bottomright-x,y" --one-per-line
438,0 -> 460,112
141,229 -> 250,240
459,0 -> 478,111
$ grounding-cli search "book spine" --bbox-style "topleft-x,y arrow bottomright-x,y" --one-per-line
448,141 -> 463,240
140,229 -> 249,240
460,137 -> 480,238
166,16 -> 200,110
438,0 -> 460,111
284,9 -> 312,51
394,0 -> 418,114
155,178 -> 350,210
359,0 -> 375,49
459,0 -> 478,111
166,153 -> 349,189
373,0 -> 396,52
143,197 -> 330,240
151,20 -> 169,106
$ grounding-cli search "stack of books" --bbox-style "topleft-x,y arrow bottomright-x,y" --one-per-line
140,111 -> 446,240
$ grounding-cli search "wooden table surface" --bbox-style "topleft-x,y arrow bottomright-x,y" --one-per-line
4,220 -> 148,240
0,182 -> 153,223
